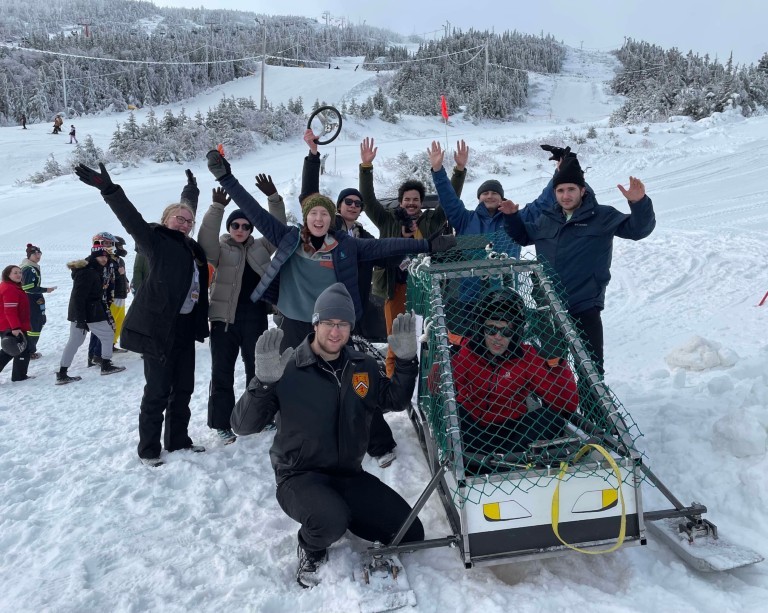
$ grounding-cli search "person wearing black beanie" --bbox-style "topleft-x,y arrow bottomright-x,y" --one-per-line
20,243 -> 56,359
502,155 -> 656,374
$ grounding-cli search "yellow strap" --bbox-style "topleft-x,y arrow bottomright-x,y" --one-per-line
551,444 -> 626,554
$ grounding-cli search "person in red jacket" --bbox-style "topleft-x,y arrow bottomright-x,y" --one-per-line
450,288 -> 579,462
0,265 -> 33,381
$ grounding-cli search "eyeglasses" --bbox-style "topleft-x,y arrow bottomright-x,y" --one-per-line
343,198 -> 363,208
317,321 -> 352,331
173,215 -> 195,226
484,324 -> 515,338
230,222 -> 252,231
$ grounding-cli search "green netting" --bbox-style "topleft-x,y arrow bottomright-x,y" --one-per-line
407,233 -> 648,506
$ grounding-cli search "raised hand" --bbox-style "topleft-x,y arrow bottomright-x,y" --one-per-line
617,176 -> 646,203
185,169 -> 197,186
206,150 -> 232,181
212,187 -> 231,206
499,200 -> 519,215
255,173 -> 277,197
427,141 -> 444,171
454,139 -> 469,170
74,162 -> 115,193
303,128 -> 318,155
540,144 -> 571,162
254,328 -> 295,383
387,312 -> 418,360
360,137 -> 377,164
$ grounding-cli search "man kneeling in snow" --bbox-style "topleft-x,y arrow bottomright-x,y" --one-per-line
231,283 -> 424,588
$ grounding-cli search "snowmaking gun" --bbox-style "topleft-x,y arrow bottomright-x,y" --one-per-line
356,235 -> 761,604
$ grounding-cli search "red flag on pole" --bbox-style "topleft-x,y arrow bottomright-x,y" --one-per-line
440,95 -> 449,121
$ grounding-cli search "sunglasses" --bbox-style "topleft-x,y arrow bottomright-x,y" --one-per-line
484,324 -> 515,338
343,198 -> 363,208
230,221 -> 252,231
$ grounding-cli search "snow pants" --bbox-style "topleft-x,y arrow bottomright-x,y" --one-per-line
276,470 -> 424,554
137,312 -> 195,459
571,306 -> 604,375
207,301 -> 268,430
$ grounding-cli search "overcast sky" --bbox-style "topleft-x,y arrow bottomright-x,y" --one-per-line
156,0 -> 767,66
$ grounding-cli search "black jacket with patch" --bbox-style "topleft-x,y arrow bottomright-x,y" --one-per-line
232,335 -> 418,485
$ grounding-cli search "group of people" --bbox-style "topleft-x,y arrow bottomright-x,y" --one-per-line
50,114 -> 78,143
2,130 -> 656,587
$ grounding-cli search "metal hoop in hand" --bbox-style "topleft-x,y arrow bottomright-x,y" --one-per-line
307,105 -> 343,145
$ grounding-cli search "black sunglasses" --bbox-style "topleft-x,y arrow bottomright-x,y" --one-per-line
343,198 -> 363,208
230,221 -> 252,231
484,324 -> 515,338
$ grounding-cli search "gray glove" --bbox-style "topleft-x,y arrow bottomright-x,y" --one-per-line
254,328 -> 295,383
206,149 -> 232,181
387,312 -> 417,360
428,234 -> 457,253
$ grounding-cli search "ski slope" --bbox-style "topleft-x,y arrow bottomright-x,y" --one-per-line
1,47 -> 767,612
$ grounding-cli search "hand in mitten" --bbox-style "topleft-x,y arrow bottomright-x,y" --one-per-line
388,312 -> 417,360
185,168 -> 197,187
255,173 -> 277,197
206,150 -> 232,181
254,328 -> 294,383
76,321 -> 89,331
540,144 -> 572,162
75,162 -> 115,193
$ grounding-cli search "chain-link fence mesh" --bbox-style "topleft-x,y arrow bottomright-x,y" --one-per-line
407,233 -> 647,506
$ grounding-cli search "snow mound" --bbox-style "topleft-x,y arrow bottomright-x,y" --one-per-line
713,407 -> 767,458
665,336 -> 739,371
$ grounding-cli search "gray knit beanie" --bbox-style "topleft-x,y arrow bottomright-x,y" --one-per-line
477,179 -> 504,199
312,283 -> 355,326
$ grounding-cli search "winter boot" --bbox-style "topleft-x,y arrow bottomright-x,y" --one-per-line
296,545 -> 328,589
87,355 -> 102,368
56,367 -> 82,385
140,457 -> 164,468
29,352 -> 42,360
375,450 -> 397,469
217,429 -> 237,445
112,346 -> 129,354
100,359 -> 126,376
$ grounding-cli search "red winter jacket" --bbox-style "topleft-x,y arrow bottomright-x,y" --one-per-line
0,280 -> 31,332
451,341 -> 578,425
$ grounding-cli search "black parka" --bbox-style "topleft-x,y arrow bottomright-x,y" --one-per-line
66,256 -> 110,324
232,335 -> 418,485
101,186 -> 209,362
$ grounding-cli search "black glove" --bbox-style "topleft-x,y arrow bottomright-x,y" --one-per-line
185,169 -> 197,187
540,144 -> 572,162
428,234 -> 456,253
206,150 -> 232,181
74,163 -> 115,193
76,321 -> 89,331
255,173 -> 277,197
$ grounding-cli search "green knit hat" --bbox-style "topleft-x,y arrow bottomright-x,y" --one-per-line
301,194 -> 336,222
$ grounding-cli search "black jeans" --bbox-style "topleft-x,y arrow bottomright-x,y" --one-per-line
571,307 -> 604,375
208,302 -> 268,430
137,313 -> 196,459
0,332 -> 30,381
276,471 -> 424,553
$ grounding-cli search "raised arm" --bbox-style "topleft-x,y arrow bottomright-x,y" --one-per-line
299,129 -> 321,203
615,177 -> 656,240
206,151 -> 291,248
198,188 -> 230,266
179,169 -> 200,214
75,163 -> 155,254
429,141 -> 471,234
358,137 -> 390,231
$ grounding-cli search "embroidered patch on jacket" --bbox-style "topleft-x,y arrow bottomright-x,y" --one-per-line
352,373 -> 370,398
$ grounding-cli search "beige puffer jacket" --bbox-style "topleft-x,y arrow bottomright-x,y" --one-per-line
198,193 -> 286,323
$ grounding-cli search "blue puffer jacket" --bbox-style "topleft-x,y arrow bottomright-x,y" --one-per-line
219,175 -> 431,320
504,191 -> 655,314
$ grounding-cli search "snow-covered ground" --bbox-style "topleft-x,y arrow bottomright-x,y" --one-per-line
1,46 -> 767,612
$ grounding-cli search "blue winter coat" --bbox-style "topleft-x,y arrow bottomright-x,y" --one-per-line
504,191 -> 655,314
219,175 -> 432,320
